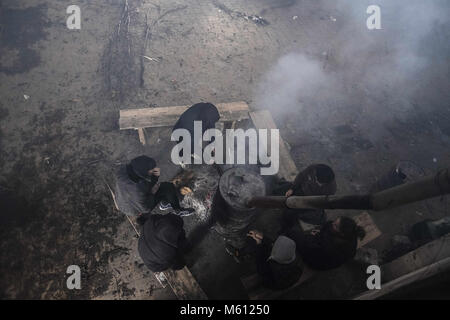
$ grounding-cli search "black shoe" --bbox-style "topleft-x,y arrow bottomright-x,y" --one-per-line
175,207 -> 195,217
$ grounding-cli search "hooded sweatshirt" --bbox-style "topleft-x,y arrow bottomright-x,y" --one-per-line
114,156 -> 159,216
172,103 -> 220,150
138,214 -> 186,272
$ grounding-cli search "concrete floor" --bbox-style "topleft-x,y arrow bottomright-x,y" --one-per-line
0,0 -> 449,299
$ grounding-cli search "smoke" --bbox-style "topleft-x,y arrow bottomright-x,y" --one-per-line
253,0 -> 450,138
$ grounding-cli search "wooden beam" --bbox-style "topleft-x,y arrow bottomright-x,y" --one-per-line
355,212 -> 382,248
353,257 -> 450,300
381,233 -> 450,283
137,128 -> 146,145
249,110 -> 298,181
163,267 -> 208,300
119,101 -> 250,130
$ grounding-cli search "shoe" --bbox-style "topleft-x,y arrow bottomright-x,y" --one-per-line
175,207 -> 195,217
159,201 -> 173,211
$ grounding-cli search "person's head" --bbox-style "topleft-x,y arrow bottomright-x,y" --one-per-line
130,156 -> 157,181
315,164 -> 335,185
268,235 -> 297,264
332,216 -> 366,241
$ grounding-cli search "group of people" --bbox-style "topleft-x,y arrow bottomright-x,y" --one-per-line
113,102 -> 366,291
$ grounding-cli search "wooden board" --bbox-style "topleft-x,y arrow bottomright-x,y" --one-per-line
163,267 -> 208,300
381,233 -> 450,283
119,101 -> 250,130
249,110 -> 298,181
354,212 -> 382,248
354,256 -> 450,300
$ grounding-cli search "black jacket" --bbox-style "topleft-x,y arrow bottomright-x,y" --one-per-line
138,214 -> 187,272
114,165 -> 159,216
255,238 -> 303,290
286,222 -> 357,271
291,164 -> 337,196
172,103 -> 220,148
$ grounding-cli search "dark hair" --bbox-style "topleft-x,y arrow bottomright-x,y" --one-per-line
339,216 -> 366,241
315,164 -> 335,184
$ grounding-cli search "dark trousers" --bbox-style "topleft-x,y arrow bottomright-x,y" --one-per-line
148,182 -> 181,211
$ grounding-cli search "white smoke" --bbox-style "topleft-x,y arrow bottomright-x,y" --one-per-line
253,0 -> 450,138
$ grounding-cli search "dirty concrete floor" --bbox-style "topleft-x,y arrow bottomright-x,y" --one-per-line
0,0 -> 449,299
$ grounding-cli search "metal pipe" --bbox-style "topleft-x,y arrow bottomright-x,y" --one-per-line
246,168 -> 450,211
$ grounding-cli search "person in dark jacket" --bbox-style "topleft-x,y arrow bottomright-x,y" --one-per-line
285,216 -> 366,271
138,213 -> 188,272
172,102 -> 220,160
274,164 -> 337,226
247,230 -> 303,290
114,155 -> 194,218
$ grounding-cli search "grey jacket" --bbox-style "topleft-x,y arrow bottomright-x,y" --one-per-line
114,165 -> 158,216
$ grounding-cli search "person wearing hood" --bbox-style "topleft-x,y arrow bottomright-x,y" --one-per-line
274,163 -> 337,226
285,216 -> 366,271
138,213 -> 189,272
172,102 -> 220,161
247,230 -> 303,290
114,155 -> 194,219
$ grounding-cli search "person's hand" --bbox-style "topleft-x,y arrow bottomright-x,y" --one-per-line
149,167 -> 160,177
247,230 -> 263,244
151,182 -> 160,194
285,189 -> 294,197
310,229 -> 320,236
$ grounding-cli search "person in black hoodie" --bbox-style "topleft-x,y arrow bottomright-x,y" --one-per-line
172,102 -> 220,161
138,213 -> 188,272
285,216 -> 366,271
114,155 -> 194,219
247,230 -> 303,290
273,163 -> 337,226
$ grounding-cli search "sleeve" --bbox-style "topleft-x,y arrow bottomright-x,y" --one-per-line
292,172 -> 304,194
148,175 -> 159,190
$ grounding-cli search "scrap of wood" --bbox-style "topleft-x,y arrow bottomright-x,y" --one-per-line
354,211 -> 381,248
137,128 -> 146,145
163,267 -> 208,300
119,101 -> 250,130
354,256 -> 450,300
249,110 -> 298,181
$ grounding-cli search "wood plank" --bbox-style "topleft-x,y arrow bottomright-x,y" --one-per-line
163,267 -> 208,300
381,233 -> 450,283
353,256 -> 450,300
354,212 -> 382,248
137,128 -> 146,145
249,110 -> 298,181
120,101 -> 250,130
